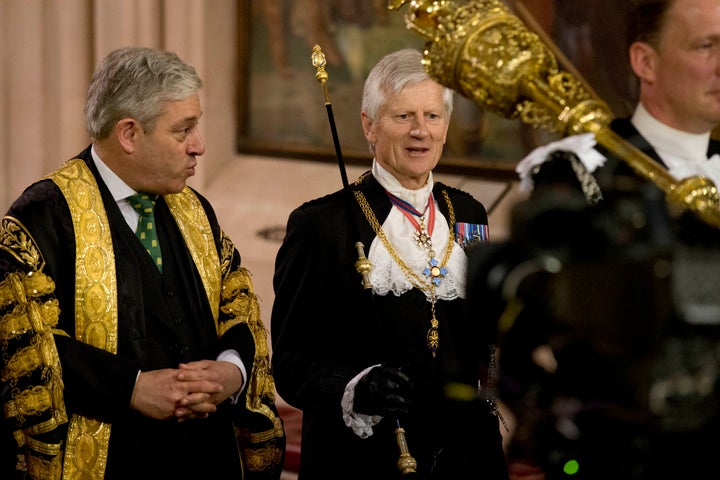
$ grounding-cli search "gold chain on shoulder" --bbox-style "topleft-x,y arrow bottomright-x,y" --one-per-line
353,189 -> 455,292
353,188 -> 456,356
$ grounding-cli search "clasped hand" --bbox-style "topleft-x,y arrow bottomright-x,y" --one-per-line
130,360 -> 243,422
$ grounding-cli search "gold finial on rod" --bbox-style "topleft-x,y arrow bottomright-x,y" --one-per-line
311,44 -> 331,104
310,45 -> 373,289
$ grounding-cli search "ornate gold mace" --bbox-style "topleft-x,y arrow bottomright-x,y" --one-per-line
388,0 -> 720,228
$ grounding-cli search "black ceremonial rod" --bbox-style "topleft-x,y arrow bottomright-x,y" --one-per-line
311,45 -> 373,289
312,46 -> 350,189
310,44 -> 417,477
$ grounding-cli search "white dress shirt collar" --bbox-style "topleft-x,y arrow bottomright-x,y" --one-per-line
631,104 -> 720,187
91,144 -> 136,201
371,159 -> 434,211
631,103 -> 711,164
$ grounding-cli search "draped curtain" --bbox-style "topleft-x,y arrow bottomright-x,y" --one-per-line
0,0 -> 239,209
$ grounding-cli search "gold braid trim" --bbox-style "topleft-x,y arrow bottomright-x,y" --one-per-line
49,159 -> 117,480
0,270 -> 60,430
3,347 -> 43,382
167,190 -> 284,473
4,385 -> 52,418
237,417 -> 286,472
0,268 -> 54,310
219,229 -> 235,276
222,267 -> 275,412
4,385 -> 56,424
0,264 -> 66,480
0,272 -> 61,439
22,415 -> 64,438
24,435 -> 62,456
220,261 -> 284,472
167,192 -> 284,473
219,266 -> 254,336
26,451 -> 63,480
165,188 -> 221,324
220,266 -> 276,418
0,299 -> 60,343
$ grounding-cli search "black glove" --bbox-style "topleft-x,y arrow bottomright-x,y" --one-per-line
353,365 -> 414,417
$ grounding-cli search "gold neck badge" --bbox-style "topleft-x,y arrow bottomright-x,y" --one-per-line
355,189 -> 456,356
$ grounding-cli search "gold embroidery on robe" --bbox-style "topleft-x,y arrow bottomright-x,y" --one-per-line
3,159 -> 283,479
167,192 -> 284,474
165,190 -> 221,323
50,158 -> 117,480
0,216 -> 44,270
221,265 -> 285,473
220,267 -> 275,417
0,225 -> 66,479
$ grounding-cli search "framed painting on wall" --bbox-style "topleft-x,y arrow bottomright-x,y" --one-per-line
235,1 -> 636,180
235,1 -> 538,180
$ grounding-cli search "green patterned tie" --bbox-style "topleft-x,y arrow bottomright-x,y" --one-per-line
127,193 -> 163,272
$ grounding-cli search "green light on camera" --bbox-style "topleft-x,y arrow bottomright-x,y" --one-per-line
563,459 -> 580,475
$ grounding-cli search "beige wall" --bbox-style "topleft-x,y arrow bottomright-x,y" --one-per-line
0,0 -> 239,209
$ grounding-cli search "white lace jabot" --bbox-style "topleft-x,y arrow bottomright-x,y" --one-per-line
367,160 -> 466,301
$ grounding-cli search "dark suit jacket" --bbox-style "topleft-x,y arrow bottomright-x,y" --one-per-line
271,172 -> 508,480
